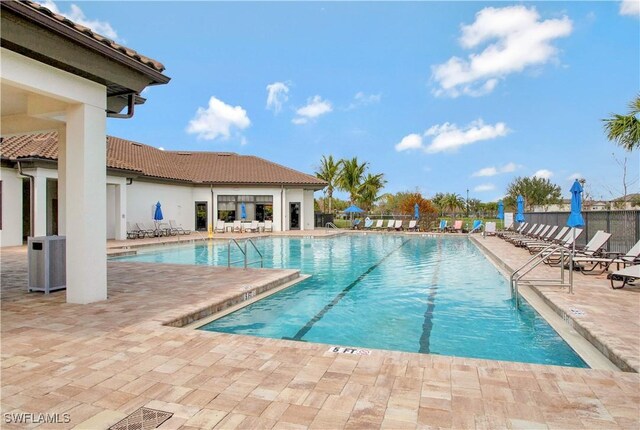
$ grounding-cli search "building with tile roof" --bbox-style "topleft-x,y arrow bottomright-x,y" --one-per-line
1,132 -> 326,244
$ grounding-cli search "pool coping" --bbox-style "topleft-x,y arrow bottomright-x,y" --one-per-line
470,235 -> 623,372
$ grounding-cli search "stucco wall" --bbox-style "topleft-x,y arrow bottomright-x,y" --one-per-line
1,167 -> 24,247
126,179 -> 195,230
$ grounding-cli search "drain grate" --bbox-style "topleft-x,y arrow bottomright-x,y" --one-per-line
109,407 -> 173,430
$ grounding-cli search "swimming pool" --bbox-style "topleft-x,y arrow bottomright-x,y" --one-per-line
113,234 -> 587,367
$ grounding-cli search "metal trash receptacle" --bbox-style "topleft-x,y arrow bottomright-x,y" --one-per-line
27,236 -> 66,294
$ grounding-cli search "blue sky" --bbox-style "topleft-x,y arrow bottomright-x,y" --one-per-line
44,1 -> 639,202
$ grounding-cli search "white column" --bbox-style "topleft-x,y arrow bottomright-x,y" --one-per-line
64,103 -> 107,304
32,172 -> 47,237
114,184 -> 126,240
57,128 -> 66,235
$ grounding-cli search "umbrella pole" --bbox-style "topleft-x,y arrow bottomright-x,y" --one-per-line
569,229 -> 575,294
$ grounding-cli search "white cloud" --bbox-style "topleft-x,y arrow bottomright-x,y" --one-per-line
431,6 -> 572,97
424,119 -> 509,153
37,1 -> 119,40
395,119 -> 509,154
347,92 -> 382,109
474,183 -> 496,192
620,0 -> 640,17
186,96 -> 250,141
394,134 -> 423,152
266,82 -> 289,114
292,95 -> 332,124
472,162 -> 518,177
567,172 -> 583,181
532,169 -> 554,179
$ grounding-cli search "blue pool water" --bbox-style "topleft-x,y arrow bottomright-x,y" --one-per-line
113,235 -> 587,367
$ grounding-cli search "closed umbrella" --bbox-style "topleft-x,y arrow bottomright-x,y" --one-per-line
153,201 -> 163,222
414,203 -> 420,220
567,180 -> 585,293
240,202 -> 247,220
497,200 -> 504,220
515,195 -> 525,223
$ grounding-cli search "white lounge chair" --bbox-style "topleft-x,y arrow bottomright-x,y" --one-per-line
484,222 -> 496,236
385,220 -> 395,231
573,240 -> 640,275
407,220 -> 418,231
608,265 -> 640,289
526,226 -> 570,252
394,220 -> 403,231
233,220 -> 242,233
169,219 -> 191,235
374,220 -> 384,230
246,220 -> 259,232
126,222 -> 143,239
264,220 -> 273,232
215,220 -> 225,233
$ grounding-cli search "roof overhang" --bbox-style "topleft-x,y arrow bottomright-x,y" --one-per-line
0,1 -> 170,115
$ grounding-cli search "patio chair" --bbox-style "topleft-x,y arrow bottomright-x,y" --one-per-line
505,223 -> 539,243
608,265 -> 640,289
572,239 -> 640,275
215,220 -> 225,233
246,220 -> 259,232
498,222 -> 527,239
407,220 -> 418,231
169,220 -> 191,235
470,220 -> 482,233
438,219 -> 447,232
374,219 -> 384,230
264,220 -> 273,232
136,222 -> 156,238
543,229 -> 608,266
513,225 -> 551,247
386,219 -> 395,231
485,222 -> 496,236
526,226 -> 570,253
452,220 -> 463,233
233,220 -> 242,233
394,220 -> 403,231
126,222 -> 143,239
364,217 -> 374,229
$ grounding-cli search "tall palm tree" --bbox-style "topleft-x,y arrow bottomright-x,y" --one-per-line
357,173 -> 386,210
315,155 -> 342,214
603,95 -> 640,151
338,157 -> 368,205
442,193 -> 465,217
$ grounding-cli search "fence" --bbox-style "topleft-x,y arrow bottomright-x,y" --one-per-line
314,213 -> 334,227
524,210 -> 639,253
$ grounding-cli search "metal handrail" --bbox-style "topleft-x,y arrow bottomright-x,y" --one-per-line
509,243 -> 571,308
227,238 -> 264,268
325,222 -> 338,229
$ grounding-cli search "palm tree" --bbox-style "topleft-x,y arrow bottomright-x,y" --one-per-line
442,193 -> 465,217
338,157 -> 368,205
315,155 -> 342,214
357,173 -> 386,210
603,95 -> 640,151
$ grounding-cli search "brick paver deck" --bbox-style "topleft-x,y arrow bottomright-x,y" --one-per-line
1,237 -> 639,429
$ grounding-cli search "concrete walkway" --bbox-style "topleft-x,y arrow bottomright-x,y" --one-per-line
1,241 -> 639,429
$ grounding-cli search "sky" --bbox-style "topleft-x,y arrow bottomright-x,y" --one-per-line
40,1 -> 639,202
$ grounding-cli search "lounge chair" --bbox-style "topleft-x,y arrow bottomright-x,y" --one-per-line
364,217 -> 374,229
374,220 -> 384,230
136,222 -> 156,238
498,222 -> 527,239
505,224 -> 539,243
169,219 -> 191,235
233,220 -> 242,233
572,239 -> 640,275
438,219 -> 447,232
352,218 -> 362,229
386,220 -> 395,231
394,220 -> 403,231
407,220 -> 418,231
246,220 -> 259,232
526,226 -> 569,252
513,225 -> 552,247
516,225 -> 558,247
451,220 -> 463,233
264,220 -> 273,232
484,222 -> 496,236
126,222 -> 143,239
470,220 -> 482,233
215,220 -> 225,233
608,265 -> 640,289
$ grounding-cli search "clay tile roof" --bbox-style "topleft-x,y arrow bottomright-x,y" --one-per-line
1,133 -> 327,188
21,0 -> 165,73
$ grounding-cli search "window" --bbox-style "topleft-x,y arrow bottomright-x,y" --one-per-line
217,195 -> 273,222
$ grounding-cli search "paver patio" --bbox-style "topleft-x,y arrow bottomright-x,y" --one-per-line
1,234 -> 639,429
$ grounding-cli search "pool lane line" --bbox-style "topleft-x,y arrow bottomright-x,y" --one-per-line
288,238 -> 412,342
418,237 -> 442,354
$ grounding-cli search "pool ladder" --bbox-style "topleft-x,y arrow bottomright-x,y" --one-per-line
227,238 -> 264,268
510,243 -> 573,308
325,222 -> 338,229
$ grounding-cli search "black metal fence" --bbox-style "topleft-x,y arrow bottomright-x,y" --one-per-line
314,213 -> 334,227
524,210 -> 640,253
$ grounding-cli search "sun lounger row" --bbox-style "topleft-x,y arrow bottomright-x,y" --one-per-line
214,220 -> 273,233
127,220 -> 191,238
435,219 -> 485,233
355,219 -> 418,231
496,222 -> 640,288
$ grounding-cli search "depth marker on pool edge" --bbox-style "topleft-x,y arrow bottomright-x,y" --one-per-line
288,239 -> 412,341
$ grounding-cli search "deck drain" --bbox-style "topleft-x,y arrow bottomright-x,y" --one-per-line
109,407 -> 172,430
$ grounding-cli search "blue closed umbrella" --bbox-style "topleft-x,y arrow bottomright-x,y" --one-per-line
240,202 -> 247,220
497,200 -> 504,220
414,203 -> 420,220
515,195 -> 525,222
344,205 -> 364,213
153,201 -> 163,221
567,180 -> 585,228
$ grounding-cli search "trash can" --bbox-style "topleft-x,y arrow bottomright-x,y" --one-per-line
27,236 -> 66,294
